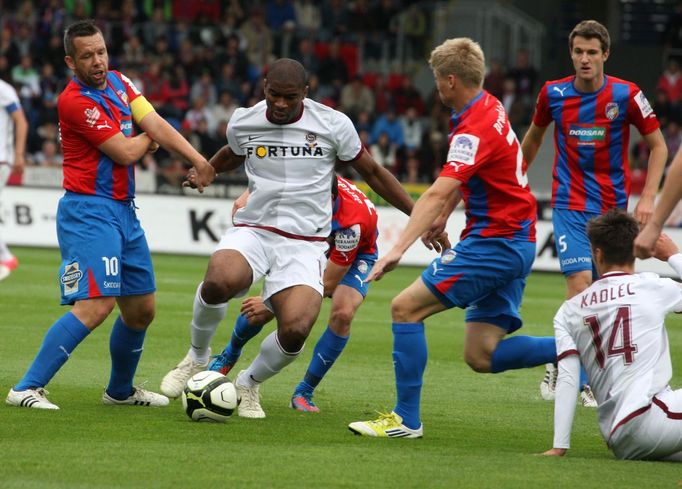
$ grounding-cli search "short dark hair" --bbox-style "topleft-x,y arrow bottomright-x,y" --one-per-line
265,58 -> 308,88
587,208 -> 638,266
64,20 -> 102,58
569,20 -> 610,53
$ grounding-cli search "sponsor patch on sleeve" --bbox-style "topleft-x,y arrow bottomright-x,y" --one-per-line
335,224 -> 361,252
446,134 -> 479,167
634,91 -> 653,118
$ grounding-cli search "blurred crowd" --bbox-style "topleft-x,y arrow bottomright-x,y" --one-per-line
1,0 -> 680,195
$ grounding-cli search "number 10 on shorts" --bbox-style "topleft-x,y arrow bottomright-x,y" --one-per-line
102,256 -> 119,276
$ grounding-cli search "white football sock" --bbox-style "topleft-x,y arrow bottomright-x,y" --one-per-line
189,282 -> 227,364
0,240 -> 11,261
239,331 -> 302,387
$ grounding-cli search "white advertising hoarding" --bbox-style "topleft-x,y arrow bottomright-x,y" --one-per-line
1,186 -> 678,276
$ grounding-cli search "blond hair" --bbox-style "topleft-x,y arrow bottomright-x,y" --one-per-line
429,38 -> 485,88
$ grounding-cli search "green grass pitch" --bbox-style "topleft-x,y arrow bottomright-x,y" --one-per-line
1,247 -> 681,488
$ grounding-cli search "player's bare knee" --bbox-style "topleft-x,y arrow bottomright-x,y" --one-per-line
328,306 -> 354,330
74,298 -> 116,328
200,279 -> 231,304
124,308 -> 155,329
277,328 -> 307,353
464,352 -> 492,373
390,297 -> 419,323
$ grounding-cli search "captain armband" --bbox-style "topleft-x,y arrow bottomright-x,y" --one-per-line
130,96 -> 155,124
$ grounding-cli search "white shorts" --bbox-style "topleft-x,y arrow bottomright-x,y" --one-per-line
609,387 -> 682,461
215,226 -> 328,304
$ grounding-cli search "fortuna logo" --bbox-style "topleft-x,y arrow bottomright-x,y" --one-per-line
246,145 -> 324,158
553,86 -> 567,96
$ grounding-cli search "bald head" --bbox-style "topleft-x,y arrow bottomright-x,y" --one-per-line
266,58 -> 307,88
263,58 -> 309,124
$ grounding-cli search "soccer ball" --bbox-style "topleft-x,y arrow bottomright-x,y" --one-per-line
181,370 -> 239,422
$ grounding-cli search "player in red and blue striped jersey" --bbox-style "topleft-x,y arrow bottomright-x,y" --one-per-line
349,38 -> 557,439
522,20 -> 666,295
6,20 -> 214,411
203,175 -> 380,412
521,20 -> 667,404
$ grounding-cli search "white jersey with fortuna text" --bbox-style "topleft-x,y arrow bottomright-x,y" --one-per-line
0,79 -> 21,165
227,98 -> 362,239
554,271 -> 682,441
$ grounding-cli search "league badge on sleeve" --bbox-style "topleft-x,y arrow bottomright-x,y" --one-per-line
634,91 -> 653,118
447,134 -> 479,171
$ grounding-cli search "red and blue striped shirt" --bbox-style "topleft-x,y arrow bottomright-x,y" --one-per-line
440,90 -> 537,242
58,70 -> 142,201
533,75 -> 659,213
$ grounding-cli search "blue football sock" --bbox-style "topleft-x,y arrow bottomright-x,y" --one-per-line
392,322 -> 427,430
490,336 -> 556,373
106,316 -> 146,400
15,312 -> 90,390
297,326 -> 349,393
224,314 -> 263,363
580,366 -> 589,390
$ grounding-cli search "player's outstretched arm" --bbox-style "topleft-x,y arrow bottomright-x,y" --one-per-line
184,145 -> 245,190
367,177 -> 460,282
520,122 -> 548,169
420,191 -> 459,252
635,145 -> 682,258
545,347 -> 581,457
633,128 -> 667,226
351,149 -> 414,216
11,107 -> 27,174
137,111 -> 215,192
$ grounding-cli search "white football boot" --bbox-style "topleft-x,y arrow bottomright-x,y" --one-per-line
540,363 -> 557,401
235,370 -> 265,418
103,387 -> 169,407
580,385 -> 598,408
6,387 -> 59,410
160,348 -> 210,398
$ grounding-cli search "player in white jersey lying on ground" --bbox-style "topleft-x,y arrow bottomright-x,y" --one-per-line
544,207 -> 682,461
160,58 -> 446,418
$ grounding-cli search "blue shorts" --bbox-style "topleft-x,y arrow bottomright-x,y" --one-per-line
421,237 -> 535,333
56,192 -> 155,305
552,208 -> 599,277
338,251 -> 377,297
